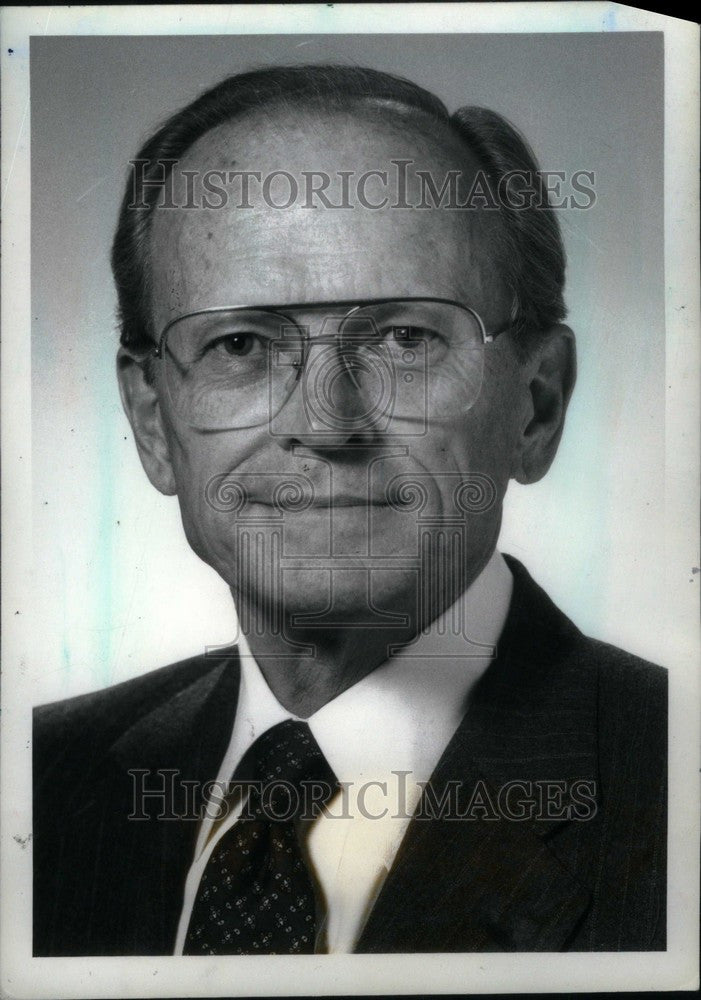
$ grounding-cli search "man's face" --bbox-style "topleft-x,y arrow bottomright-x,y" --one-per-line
145,109 -> 530,629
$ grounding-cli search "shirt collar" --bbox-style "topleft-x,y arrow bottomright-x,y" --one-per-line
230,549 -> 512,787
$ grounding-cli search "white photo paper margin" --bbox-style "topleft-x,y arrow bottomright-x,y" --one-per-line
1,3 -> 699,997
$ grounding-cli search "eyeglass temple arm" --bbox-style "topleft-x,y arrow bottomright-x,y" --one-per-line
484,317 -> 517,344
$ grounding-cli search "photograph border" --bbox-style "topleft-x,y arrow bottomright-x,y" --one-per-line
2,4 -> 699,997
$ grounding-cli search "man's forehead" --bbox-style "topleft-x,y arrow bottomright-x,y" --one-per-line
149,107 -> 504,322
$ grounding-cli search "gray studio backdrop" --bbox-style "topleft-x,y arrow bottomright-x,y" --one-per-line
30,33 -> 664,699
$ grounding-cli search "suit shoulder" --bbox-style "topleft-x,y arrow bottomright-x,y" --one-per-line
579,635 -> 667,796
33,652 -> 221,756
583,634 -> 667,714
501,556 -> 667,718
563,630 -> 667,743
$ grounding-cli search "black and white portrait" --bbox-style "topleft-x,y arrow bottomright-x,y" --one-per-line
2,6 -> 698,997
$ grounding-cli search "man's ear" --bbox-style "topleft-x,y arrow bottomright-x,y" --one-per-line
116,347 -> 177,496
511,325 -> 577,485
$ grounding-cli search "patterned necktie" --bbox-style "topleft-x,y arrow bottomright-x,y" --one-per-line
184,719 -> 337,955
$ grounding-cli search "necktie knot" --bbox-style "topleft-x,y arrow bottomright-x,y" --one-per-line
235,719 -> 337,822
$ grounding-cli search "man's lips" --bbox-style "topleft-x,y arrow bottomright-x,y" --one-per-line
206,467 -> 419,513
309,495 -> 390,508
247,494 -> 391,509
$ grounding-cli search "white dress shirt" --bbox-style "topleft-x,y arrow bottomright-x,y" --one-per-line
174,549 -> 512,954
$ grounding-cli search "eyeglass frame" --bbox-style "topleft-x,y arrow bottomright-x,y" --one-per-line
151,297 -> 515,365
146,297 -> 515,433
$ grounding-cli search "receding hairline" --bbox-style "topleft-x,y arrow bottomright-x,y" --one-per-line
167,93 -> 485,180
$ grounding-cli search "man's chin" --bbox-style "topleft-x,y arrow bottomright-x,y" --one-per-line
199,504 -> 494,632
227,563 -> 420,634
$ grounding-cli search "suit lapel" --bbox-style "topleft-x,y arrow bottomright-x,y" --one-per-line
356,559 -> 599,952
95,652 -> 241,953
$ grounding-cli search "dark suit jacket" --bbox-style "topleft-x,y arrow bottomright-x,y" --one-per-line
33,557 -> 667,954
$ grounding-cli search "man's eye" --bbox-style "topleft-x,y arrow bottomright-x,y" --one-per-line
387,325 -> 439,342
209,332 -> 263,357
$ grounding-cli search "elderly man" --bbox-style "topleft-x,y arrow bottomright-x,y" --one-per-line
33,65 -> 666,955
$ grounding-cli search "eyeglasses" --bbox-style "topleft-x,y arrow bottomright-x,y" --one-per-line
151,298 -> 512,433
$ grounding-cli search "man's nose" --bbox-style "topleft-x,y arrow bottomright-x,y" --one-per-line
275,340 -> 383,449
